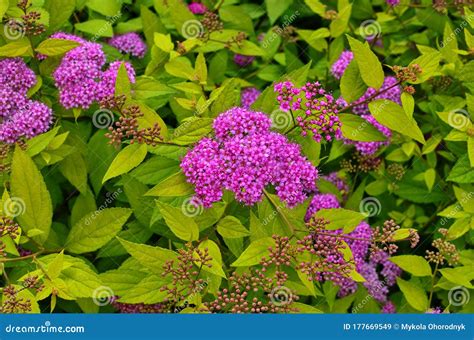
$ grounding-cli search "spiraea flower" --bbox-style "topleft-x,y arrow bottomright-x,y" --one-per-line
0,58 -> 52,143
274,81 -> 343,142
321,172 -> 350,201
331,51 -> 353,79
233,54 -> 255,67
241,87 -> 261,109
53,40 -> 106,109
181,107 -> 318,208
386,0 -> 400,6
188,2 -> 207,14
108,32 -> 147,58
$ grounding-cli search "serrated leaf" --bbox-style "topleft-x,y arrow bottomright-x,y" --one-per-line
102,144 -> 148,183
65,208 -> 132,254
231,237 -> 275,267
369,99 -> 425,144
389,255 -> 432,276
156,201 -> 199,241
397,277 -> 428,311
217,216 -> 250,239
347,35 -> 384,89
11,147 -> 52,244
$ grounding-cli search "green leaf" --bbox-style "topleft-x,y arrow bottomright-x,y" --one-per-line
397,277 -> 428,311
11,147 -> 52,244
59,153 -> 88,194
145,171 -> 195,197
339,113 -> 386,142
86,0 -> 121,16
75,19 -> 114,37
369,99 -> 425,144
217,216 -> 250,239
115,62 -> 132,98
102,144 -> 148,183
65,208 -> 132,254
347,35 -> 384,89
468,136 -> 474,167
389,255 -> 432,276
314,208 -> 366,233
304,0 -> 326,16
35,38 -> 80,56
194,52 -> 207,85
330,1 -> 352,38
0,39 -> 33,57
154,32 -> 174,53
446,217 -> 471,241
231,237 -> 275,267
117,238 -> 178,275
156,201 -> 199,241
340,60 -> 367,103
265,0 -> 293,24
401,92 -> 415,118
424,168 -> 436,192
44,0 -> 75,30
172,118 -> 214,145
447,154 -> 474,183
408,52 -> 441,84
439,267 -> 473,288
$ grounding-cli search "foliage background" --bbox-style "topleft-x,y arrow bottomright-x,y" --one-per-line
0,0 -> 473,314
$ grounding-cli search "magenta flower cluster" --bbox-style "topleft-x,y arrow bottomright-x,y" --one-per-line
233,54 -> 255,67
386,0 -> 400,6
274,81 -> 343,142
241,87 -> 261,109
331,51 -> 353,79
181,107 -> 318,208
305,193 -> 401,304
188,2 -> 207,14
108,32 -> 147,58
52,33 -> 136,109
0,58 -> 52,143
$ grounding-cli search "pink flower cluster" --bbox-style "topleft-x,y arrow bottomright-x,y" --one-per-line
274,81 -> 343,142
0,58 -> 52,143
233,54 -> 255,67
52,33 -> 136,109
305,193 -> 401,303
331,51 -> 353,79
108,32 -> 147,58
181,107 -> 318,208
240,87 -> 261,109
188,2 -> 207,14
